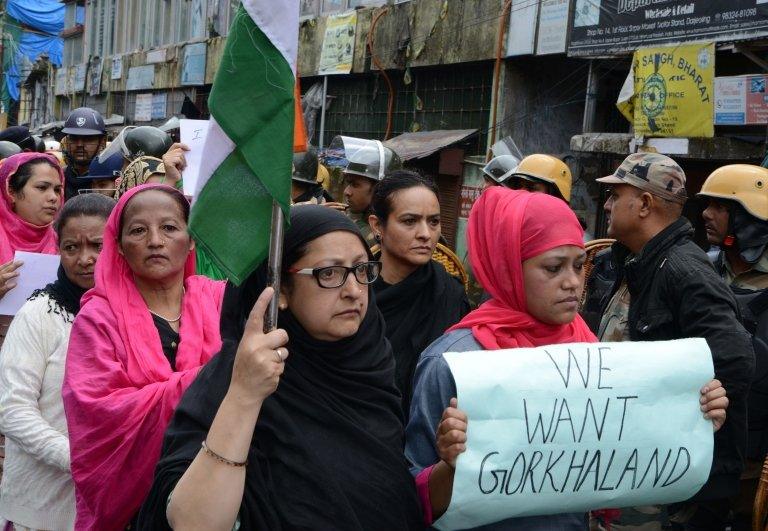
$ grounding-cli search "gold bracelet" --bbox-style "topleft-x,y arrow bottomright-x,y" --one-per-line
201,440 -> 248,467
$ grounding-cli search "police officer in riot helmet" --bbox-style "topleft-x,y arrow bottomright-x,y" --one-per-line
480,154 -> 519,188
61,107 -> 107,199
331,135 -> 402,245
0,126 -> 37,152
97,125 -> 174,171
292,146 -> 334,204
0,141 -> 22,160
699,164 -> 768,527
122,126 -> 173,163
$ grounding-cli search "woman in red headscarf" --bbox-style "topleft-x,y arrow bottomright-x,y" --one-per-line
0,152 -> 64,345
62,183 -> 225,531
404,187 -> 729,530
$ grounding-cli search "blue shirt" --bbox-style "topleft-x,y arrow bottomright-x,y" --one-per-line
405,329 -> 588,531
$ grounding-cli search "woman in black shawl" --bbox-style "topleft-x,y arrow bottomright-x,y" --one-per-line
137,205 -> 423,531
368,171 -> 469,419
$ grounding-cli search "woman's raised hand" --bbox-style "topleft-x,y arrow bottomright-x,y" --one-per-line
229,287 -> 289,406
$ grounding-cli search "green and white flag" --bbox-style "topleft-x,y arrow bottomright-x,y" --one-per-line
189,1 -> 298,284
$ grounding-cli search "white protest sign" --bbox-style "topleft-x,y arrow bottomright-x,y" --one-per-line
179,119 -> 210,197
0,252 -> 60,316
436,339 -> 714,530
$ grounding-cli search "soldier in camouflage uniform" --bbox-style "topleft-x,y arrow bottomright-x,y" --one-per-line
698,164 -> 768,529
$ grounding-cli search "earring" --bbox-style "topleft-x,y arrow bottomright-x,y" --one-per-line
375,233 -> 382,242
279,303 -> 287,310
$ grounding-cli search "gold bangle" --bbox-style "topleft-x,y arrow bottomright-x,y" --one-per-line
201,440 -> 248,467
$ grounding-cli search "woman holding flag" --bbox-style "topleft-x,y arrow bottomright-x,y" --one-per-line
138,206 -> 423,530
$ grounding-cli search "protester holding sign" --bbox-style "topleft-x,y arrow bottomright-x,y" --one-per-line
0,153 -> 65,347
405,188 -> 728,530
597,153 -> 754,529
0,193 -> 115,531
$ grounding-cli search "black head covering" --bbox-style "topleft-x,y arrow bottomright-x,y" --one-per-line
373,259 -> 469,420
730,203 -> 768,264
29,264 -> 88,322
138,205 -> 423,531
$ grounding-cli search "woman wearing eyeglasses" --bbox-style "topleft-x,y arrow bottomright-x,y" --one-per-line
137,205 -> 423,531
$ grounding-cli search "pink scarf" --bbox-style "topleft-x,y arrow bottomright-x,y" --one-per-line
449,187 -> 597,348
62,184 -> 226,531
0,152 -> 63,263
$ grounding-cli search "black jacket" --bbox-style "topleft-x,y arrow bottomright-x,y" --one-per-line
601,218 -> 755,500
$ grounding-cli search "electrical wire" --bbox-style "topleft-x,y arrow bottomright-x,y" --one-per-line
367,6 -> 395,140
489,0 -> 513,157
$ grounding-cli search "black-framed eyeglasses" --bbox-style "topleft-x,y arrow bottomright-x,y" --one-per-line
288,261 -> 382,289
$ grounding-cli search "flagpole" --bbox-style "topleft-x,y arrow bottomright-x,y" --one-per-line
264,200 -> 285,332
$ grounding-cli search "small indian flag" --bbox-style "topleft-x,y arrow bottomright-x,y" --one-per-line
190,1 -> 300,284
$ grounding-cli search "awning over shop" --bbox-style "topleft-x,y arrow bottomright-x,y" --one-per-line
570,132 -> 766,161
384,129 -> 478,161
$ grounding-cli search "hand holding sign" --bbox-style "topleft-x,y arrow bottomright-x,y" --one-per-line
700,379 -> 727,431
179,119 -> 210,197
0,260 -> 22,299
433,339 -> 716,530
162,142 -> 189,187
437,398 -> 467,469
0,252 -> 60,315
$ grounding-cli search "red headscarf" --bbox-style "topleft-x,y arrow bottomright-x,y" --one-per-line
0,152 -> 64,263
63,184 -> 226,530
449,187 -> 597,349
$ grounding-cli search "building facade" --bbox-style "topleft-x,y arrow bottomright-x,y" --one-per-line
14,0 -> 768,255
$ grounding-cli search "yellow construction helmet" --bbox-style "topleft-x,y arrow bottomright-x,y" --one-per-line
510,154 -> 572,202
698,164 -> 768,221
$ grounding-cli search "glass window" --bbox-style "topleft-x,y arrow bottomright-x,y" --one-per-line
65,3 -> 76,27
174,0 -> 190,43
151,0 -> 164,48
106,0 -> 116,55
321,0 -> 345,15
190,0 -> 207,39
300,0 -> 320,19
348,0 -> 385,7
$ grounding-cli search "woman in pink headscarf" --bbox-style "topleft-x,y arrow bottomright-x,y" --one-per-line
0,152 -> 64,344
62,183 -> 225,531
404,187 -> 729,530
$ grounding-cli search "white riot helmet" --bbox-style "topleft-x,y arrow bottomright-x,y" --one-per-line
329,135 -> 402,182
481,154 -> 520,185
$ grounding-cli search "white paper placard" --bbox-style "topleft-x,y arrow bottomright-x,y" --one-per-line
0,252 -> 61,316
179,119 -> 210,197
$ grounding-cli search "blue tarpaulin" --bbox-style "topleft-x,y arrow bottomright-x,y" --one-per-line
5,0 -> 64,102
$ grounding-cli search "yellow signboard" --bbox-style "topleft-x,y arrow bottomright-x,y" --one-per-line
617,43 -> 714,138
318,11 -> 357,76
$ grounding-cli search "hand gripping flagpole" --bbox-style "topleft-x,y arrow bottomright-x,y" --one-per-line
264,201 -> 285,333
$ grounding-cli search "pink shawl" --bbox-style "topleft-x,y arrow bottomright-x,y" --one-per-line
62,184 -> 226,530
0,152 -> 64,263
